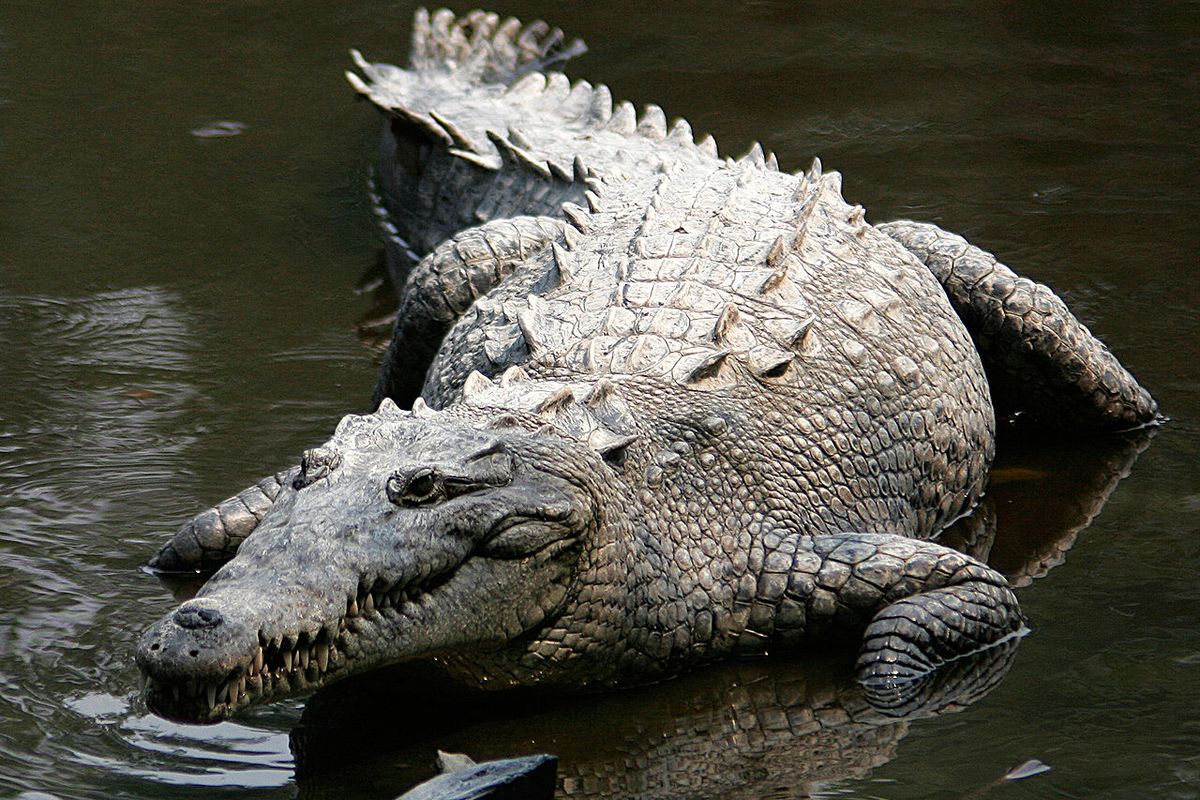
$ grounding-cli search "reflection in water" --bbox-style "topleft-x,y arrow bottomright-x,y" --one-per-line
293,643 -> 1020,800
941,427 -> 1156,586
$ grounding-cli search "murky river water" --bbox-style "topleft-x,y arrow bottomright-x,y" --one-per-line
1,2 -> 1198,798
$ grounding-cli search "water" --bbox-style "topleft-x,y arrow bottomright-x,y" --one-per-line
1,2 -> 1197,797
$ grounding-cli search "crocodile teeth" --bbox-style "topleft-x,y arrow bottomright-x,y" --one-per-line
363,593 -> 375,613
317,643 -> 329,673
253,647 -> 264,676
206,684 -> 217,709
348,597 -> 359,617
299,647 -> 309,671
283,650 -> 294,672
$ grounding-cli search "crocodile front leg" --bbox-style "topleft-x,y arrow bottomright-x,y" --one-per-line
147,467 -> 298,572
744,532 -> 1024,686
877,220 -> 1158,430
373,215 -> 566,407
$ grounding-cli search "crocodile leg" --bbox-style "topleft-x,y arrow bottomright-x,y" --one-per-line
147,467 -> 299,573
877,220 -> 1159,430
373,215 -> 565,406
749,532 -> 1024,686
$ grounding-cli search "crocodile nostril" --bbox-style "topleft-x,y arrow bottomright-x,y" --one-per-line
173,605 -> 224,630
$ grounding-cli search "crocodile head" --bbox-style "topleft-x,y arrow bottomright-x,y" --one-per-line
136,398 -> 604,722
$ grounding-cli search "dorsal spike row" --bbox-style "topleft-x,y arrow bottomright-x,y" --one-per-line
589,430 -> 637,467
763,262 -> 792,297
573,155 -> 590,181
683,349 -> 730,383
410,10 -> 432,62
506,126 -> 534,150
637,104 -> 667,140
825,171 -> 844,196
848,205 -> 866,225
486,129 -> 518,164
485,413 -> 524,430
562,225 -> 582,251
344,69 -> 371,96
608,100 -> 637,134
787,318 -> 816,348
411,396 -> 436,418
584,176 -> 606,196
584,190 -> 603,213
500,365 -> 530,387
462,371 -> 493,399
376,396 -> 405,417
766,151 -> 779,171
566,79 -> 593,116
742,142 -> 766,166
712,303 -> 742,344
583,378 -> 616,408
428,110 -> 475,152
506,71 -> 547,98
748,346 -> 795,379
394,107 -> 452,145
698,134 -> 718,158
588,84 -> 613,124
534,385 -> 575,415
766,234 -> 789,268
561,202 -> 591,233
448,148 -> 495,170
550,242 -> 573,284
667,118 -> 693,146
487,129 -> 551,178
547,160 -> 572,182
808,157 -> 823,180
517,150 -> 551,179
543,72 -> 571,102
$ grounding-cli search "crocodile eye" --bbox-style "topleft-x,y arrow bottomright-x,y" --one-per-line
386,468 -> 442,507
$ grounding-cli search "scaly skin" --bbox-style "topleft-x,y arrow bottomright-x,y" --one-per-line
138,9 -> 1157,722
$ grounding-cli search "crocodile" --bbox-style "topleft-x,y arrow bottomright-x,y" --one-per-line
136,8 -> 1159,722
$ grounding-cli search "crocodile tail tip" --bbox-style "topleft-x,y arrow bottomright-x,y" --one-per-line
410,7 -> 586,85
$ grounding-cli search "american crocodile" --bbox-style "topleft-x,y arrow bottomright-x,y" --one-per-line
136,9 -> 1159,722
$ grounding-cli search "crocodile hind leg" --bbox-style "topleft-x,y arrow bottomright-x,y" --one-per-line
746,532 -> 1024,686
877,220 -> 1158,430
148,467 -> 299,572
373,215 -> 565,406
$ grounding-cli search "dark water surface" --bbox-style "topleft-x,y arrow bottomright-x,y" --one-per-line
2,2 -> 1198,798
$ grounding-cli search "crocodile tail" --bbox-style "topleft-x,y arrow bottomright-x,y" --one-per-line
407,8 -> 586,85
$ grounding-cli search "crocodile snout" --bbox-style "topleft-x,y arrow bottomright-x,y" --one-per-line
137,600 -> 253,682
